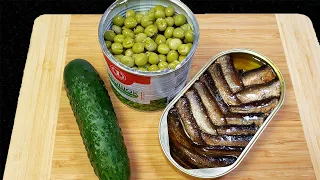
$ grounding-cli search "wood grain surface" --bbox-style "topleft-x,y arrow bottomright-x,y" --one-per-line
3,14 -> 320,180
3,15 -> 71,180
276,14 -> 320,179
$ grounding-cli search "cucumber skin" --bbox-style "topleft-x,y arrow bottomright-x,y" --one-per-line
63,59 -> 130,180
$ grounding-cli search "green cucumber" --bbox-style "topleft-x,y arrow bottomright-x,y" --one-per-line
63,59 -> 130,180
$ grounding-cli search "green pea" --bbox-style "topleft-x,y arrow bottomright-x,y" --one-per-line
126,9 -> 136,18
184,30 -> 194,43
138,67 -> 147,71
187,43 -> 193,49
157,44 -> 170,54
112,25 -> 122,34
111,42 -> 123,55
165,17 -> 174,27
177,44 -> 191,56
148,52 -> 160,64
132,42 -> 145,54
164,27 -> 174,39
134,25 -> 144,34
134,53 -> 148,67
122,26 -> 129,30
166,38 -> 172,45
155,18 -> 167,31
114,34 -> 125,43
132,54 -> 138,59
179,55 -> 187,62
145,38 -> 157,52
135,12 -> 143,24
167,50 -> 179,63
122,29 -> 135,38
155,18 -> 161,24
159,54 -> 167,62
168,38 -> 182,50
124,17 -> 137,29
141,16 -> 153,28
132,66 -> 138,70
168,62 -> 178,69
154,10 -> 165,19
174,14 -> 186,26
153,18 -> 163,26
154,5 -> 165,12
135,33 -> 148,43
173,28 -> 184,39
122,37 -> 134,48
181,23 -> 192,31
148,11 -> 155,21
105,41 -> 112,48
158,61 -> 169,70
125,49 -> 134,57
114,54 -> 124,61
104,30 -> 116,42
165,6 -> 175,17
144,25 -> 158,37
148,64 -> 159,71
112,15 -> 124,27
121,56 -> 135,67
173,60 -> 181,64
149,7 -> 156,13
155,34 -> 166,45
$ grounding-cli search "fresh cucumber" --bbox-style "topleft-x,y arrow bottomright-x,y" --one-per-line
63,59 -> 130,180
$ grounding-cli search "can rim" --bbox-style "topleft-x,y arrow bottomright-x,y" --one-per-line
98,0 -> 200,77
158,48 -> 286,178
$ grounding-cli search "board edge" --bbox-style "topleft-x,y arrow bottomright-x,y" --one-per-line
276,14 -> 320,179
3,15 -> 71,180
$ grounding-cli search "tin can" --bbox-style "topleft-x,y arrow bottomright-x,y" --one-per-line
159,48 -> 286,178
98,0 -> 200,111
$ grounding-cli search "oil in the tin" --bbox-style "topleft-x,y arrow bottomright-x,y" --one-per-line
231,53 -> 265,72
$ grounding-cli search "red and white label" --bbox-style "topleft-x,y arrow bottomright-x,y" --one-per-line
104,54 -> 150,85
110,65 -> 126,81
102,52 -> 192,105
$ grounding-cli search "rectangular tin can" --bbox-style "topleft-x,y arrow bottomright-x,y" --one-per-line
159,48 -> 286,178
98,0 -> 200,111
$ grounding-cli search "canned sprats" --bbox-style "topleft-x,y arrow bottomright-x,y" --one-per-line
159,49 -> 285,178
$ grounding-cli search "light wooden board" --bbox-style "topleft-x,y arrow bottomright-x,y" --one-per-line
276,14 -> 320,179
3,15 -> 71,180
3,14 -> 320,180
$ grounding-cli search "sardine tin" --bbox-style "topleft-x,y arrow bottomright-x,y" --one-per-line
159,48 -> 286,178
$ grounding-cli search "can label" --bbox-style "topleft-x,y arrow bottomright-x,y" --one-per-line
104,54 -> 191,111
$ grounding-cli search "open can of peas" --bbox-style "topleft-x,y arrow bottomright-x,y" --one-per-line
98,0 -> 199,111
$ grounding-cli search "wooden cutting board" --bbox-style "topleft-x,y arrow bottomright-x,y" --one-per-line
3,14 -> 320,180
